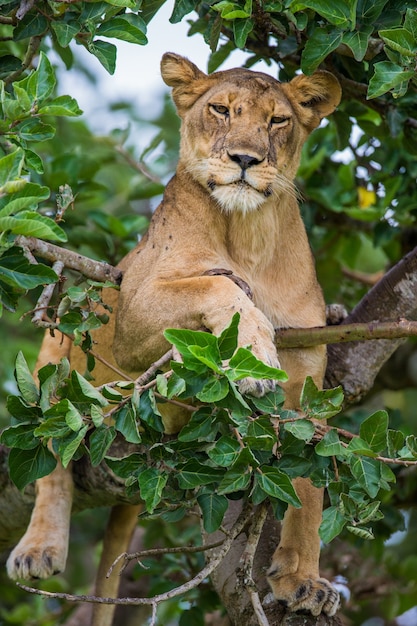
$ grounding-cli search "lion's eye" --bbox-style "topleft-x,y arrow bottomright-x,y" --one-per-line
210,104 -> 229,117
271,116 -> 290,127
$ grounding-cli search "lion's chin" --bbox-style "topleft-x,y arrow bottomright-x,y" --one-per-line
211,182 -> 268,215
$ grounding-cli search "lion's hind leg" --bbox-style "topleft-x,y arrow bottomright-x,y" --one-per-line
7,460 -> 73,580
7,332 -> 74,581
267,477 -> 340,616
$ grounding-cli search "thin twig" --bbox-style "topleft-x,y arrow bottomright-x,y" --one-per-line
115,146 -> 162,185
134,350 -> 173,386
32,261 -> 64,325
107,539 -> 226,578
17,504 -> 253,607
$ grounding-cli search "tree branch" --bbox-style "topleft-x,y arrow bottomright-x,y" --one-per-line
15,236 -> 122,284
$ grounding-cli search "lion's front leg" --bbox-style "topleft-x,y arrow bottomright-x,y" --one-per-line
267,477 -> 340,616
7,461 -> 73,580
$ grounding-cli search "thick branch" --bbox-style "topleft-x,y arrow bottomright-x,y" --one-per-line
326,246 -> 417,403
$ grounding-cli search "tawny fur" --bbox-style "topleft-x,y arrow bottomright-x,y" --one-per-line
7,53 -> 342,624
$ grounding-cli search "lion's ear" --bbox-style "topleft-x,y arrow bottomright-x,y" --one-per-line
161,53 -> 209,116
284,71 -> 342,129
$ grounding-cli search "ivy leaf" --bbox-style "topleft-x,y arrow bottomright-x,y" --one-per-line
217,466 -> 251,494
255,466 -> 301,507
197,492 -> 228,532
138,467 -> 168,513
8,445 -> 57,490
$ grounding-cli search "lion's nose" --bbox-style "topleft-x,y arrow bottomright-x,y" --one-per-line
228,153 -> 262,170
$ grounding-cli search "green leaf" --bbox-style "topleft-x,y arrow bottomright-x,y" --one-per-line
70,371 -> 107,406
379,27 -> 417,57
404,7 -> 417,40
227,347 -> 287,382
217,466 -> 251,494
256,466 -> 301,507
349,456 -> 382,498
115,405 -> 141,444
290,0 -> 356,27
387,429 -> 404,457
319,505 -> 346,543
0,423 -> 38,450
197,492 -> 228,532
315,429 -> 346,457
208,435 -> 241,466
301,377 -> 343,420
8,445 -> 57,490
59,425 -> 88,467
138,389 -> 164,432
359,410 -> 388,453
368,61 -> 415,99
0,182 -> 50,215
164,327 -> 221,374
170,0 -> 201,22
188,345 -> 222,373
249,387 -> 285,413
13,14 -> 48,43
284,419 -> 315,442
88,40 -> 117,75
34,416 -> 71,438
97,16 -> 148,45
177,459 -> 224,489
233,17 -> 253,48
178,409 -> 216,442
7,395 -> 42,422
51,20 -> 80,47
16,119 -> 55,142
15,351 -> 39,404
0,149 -> 25,187
89,426 -> 116,466
0,248 -> 58,291
0,211 -> 67,242
245,416 -> 276,450
196,376 -> 229,402
138,467 -> 168,513
342,26 -> 373,61
301,27 -> 343,74
346,525 -> 374,540
218,312 -> 239,360
38,95 -> 82,117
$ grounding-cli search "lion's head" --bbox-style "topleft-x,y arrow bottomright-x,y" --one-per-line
161,53 -> 341,215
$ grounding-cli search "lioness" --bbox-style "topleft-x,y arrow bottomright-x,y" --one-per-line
7,53 -> 342,624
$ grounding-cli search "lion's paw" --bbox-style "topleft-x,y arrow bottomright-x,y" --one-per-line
267,548 -> 340,616
7,542 -> 67,580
